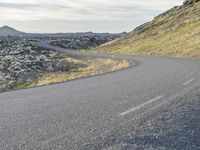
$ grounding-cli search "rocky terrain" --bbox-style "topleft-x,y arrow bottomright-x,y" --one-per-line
0,31 -> 127,91
51,32 -> 126,50
0,25 -> 127,91
95,0 -> 200,58
0,24 -> 127,91
0,25 -> 126,50
0,38 -> 70,90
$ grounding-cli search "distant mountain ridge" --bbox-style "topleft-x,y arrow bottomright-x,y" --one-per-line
0,25 -> 26,36
96,0 -> 200,58
0,26 -> 127,37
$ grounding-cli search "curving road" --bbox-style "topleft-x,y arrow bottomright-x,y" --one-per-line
0,42 -> 200,149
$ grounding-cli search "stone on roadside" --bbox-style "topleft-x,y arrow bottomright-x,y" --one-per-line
54,59 -> 70,72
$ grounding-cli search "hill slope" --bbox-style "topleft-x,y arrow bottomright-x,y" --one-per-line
0,26 -> 25,36
96,0 -> 200,58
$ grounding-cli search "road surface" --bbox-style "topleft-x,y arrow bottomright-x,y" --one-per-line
0,43 -> 200,149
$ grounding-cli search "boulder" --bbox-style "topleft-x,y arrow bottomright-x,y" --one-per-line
54,59 -> 70,72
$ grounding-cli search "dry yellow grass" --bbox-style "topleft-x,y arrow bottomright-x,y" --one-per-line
94,2 -> 200,59
18,57 -> 129,88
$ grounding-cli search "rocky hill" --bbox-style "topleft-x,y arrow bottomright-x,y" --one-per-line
96,0 -> 200,58
0,26 -> 26,36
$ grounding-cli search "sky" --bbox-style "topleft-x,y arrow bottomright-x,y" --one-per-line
0,0 -> 183,33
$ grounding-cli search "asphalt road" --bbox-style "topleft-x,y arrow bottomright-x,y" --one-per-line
0,43 -> 200,150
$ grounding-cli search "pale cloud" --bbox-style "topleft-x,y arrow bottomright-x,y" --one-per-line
0,0 -> 184,32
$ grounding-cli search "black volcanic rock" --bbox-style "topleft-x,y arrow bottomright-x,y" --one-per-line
0,38 -> 69,90
183,0 -> 200,5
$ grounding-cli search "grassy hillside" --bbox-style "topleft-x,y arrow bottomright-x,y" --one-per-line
95,1 -> 200,58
